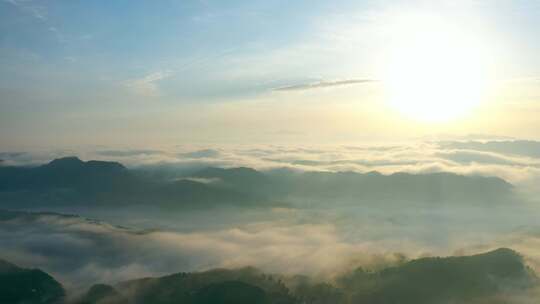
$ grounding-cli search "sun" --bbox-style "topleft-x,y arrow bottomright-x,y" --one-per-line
382,14 -> 489,122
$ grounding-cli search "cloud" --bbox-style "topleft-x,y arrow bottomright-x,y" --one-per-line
4,0 -> 70,44
0,210 -> 416,290
0,152 -> 27,159
95,149 -> 163,157
440,140 -> 540,158
273,79 -> 377,91
4,0 -> 47,20
179,149 -> 221,159
3,195 -> 540,294
434,149 -> 540,166
3,140 -> 540,291
123,71 -> 173,97
2,141 -> 540,301
4,140 -> 540,198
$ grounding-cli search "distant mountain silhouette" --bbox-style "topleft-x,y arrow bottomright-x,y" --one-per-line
0,157 -> 259,209
194,167 -> 514,205
0,156 -> 130,192
190,167 -> 276,198
0,259 -> 65,304
0,157 -> 516,209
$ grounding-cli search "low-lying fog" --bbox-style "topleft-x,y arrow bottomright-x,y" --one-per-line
1,140 -> 540,294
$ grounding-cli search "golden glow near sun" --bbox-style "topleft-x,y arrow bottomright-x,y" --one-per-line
382,14 -> 489,122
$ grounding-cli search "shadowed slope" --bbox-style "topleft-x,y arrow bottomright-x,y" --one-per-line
339,248 -> 536,304
0,259 -> 65,304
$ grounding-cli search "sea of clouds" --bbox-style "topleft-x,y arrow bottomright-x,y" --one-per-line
2,139 -> 539,196
1,139 -> 540,293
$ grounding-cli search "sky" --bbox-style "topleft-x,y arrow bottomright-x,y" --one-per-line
1,0 -> 540,149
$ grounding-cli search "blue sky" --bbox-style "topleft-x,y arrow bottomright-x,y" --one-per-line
1,0 -> 540,148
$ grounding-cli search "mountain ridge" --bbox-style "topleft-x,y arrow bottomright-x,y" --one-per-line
0,157 -> 516,209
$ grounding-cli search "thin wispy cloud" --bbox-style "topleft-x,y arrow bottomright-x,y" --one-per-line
4,0 -> 47,20
4,0 -> 72,45
124,71 -> 173,97
273,79 -> 377,91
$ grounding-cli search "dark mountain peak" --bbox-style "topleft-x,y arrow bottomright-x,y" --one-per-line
45,157 -> 125,171
86,284 -> 118,296
482,247 -> 519,257
0,157 -> 132,195
409,247 -> 523,267
77,284 -> 127,304
474,247 -> 523,265
116,266 -> 294,304
46,156 -> 84,168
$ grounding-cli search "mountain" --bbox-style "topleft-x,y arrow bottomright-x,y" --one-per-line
69,248 -> 535,304
74,284 -> 127,304
0,157 -> 516,209
193,281 -> 269,304
0,157 -> 260,209
190,166 -> 277,199
195,167 -> 514,205
296,171 -> 512,204
0,247 -> 535,304
337,248 -> 536,304
192,167 -> 269,187
0,259 -> 65,304
152,179 -> 261,208
116,267 -> 296,304
0,156 -> 129,192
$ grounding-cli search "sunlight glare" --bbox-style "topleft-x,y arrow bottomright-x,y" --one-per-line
382,14 -> 489,122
